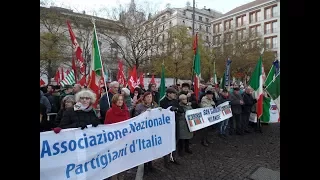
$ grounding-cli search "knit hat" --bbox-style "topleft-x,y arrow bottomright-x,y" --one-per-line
121,88 -> 130,96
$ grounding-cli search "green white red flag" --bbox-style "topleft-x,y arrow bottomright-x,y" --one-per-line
193,33 -> 201,102
88,23 -> 104,108
249,56 -> 264,119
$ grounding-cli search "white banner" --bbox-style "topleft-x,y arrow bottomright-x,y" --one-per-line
40,108 -> 175,180
185,102 -> 233,132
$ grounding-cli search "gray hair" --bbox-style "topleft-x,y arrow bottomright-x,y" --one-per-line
179,94 -> 187,101
75,89 -> 96,104
109,81 -> 119,88
62,95 -> 75,103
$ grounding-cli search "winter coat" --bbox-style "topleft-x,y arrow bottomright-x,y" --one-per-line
100,91 -> 116,120
230,92 -> 243,114
242,92 -> 257,113
105,103 -> 130,124
59,107 -> 100,129
176,103 -> 193,139
134,102 -> 158,117
40,90 -> 51,113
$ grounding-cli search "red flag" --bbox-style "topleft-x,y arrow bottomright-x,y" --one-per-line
72,53 -> 78,82
54,70 -> 60,85
78,75 -> 87,86
117,60 -> 126,86
40,78 -> 46,86
192,33 -> 198,55
88,72 -> 100,108
128,66 -> 137,93
67,20 -> 85,73
150,74 -> 156,85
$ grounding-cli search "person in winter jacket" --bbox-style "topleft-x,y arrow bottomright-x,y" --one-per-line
134,92 -> 159,174
217,89 -> 231,138
160,87 -> 183,168
242,87 -> 257,133
40,103 -> 51,132
199,90 -> 216,147
53,89 -> 100,133
54,95 -> 75,127
104,94 -> 130,124
230,87 -> 244,135
100,81 -> 120,121
176,94 -> 193,155
40,90 -> 51,113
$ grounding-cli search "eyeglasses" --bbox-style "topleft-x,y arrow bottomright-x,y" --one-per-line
80,97 -> 91,100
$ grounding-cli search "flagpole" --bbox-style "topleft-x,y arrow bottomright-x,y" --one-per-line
92,18 -> 110,107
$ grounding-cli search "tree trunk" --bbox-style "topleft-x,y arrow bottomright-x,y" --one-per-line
47,59 -> 52,85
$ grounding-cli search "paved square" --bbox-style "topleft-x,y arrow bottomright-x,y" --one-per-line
249,167 -> 280,180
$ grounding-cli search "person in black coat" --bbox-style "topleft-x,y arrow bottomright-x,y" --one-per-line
40,103 -> 51,132
159,87 -> 184,168
147,83 -> 160,104
53,89 -> 100,133
242,87 -> 257,133
54,95 -> 75,127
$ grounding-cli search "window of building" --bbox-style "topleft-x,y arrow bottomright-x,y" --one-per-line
272,37 -> 277,48
199,24 -> 202,30
265,8 -> 272,19
183,11 -> 186,16
272,21 -> 277,33
264,36 -> 277,49
162,25 -> 165,31
206,36 -> 209,42
199,16 -> 202,21
206,26 -> 209,32
206,18 -> 209,22
265,23 -> 271,34
169,21 -> 172,27
224,20 -> 231,30
249,11 -> 261,23
272,6 -> 278,17
236,15 -> 246,27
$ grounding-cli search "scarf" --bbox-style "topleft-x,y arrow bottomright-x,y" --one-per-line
74,102 -> 93,112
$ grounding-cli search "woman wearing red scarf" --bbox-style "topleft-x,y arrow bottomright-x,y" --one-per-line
104,94 -> 130,124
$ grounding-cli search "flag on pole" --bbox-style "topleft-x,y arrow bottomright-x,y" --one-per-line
88,22 -> 104,108
117,60 -> 126,86
213,61 -> 217,86
193,33 -> 201,102
260,96 -> 280,123
150,74 -> 156,85
265,59 -> 280,87
67,20 -> 85,74
128,66 -> 137,93
159,63 -> 166,104
248,56 -> 264,119
60,71 -> 76,87
266,72 -> 280,111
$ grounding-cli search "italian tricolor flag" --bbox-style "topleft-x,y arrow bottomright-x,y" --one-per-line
261,97 -> 280,123
193,33 -> 201,102
88,23 -> 103,108
249,56 -> 264,119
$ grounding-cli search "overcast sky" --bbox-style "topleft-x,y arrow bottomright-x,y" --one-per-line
50,0 -> 254,17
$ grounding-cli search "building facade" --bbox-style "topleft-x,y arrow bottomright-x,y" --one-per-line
40,6 -> 127,83
211,0 -> 280,59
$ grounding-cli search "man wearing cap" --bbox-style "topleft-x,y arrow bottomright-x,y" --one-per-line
160,87 -> 183,168
199,90 -> 216,146
230,87 -> 244,135
179,83 -> 198,109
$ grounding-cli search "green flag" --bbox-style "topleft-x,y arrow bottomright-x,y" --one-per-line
266,73 -> 280,111
159,63 -> 166,104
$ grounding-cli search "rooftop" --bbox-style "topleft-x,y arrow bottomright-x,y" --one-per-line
223,0 -> 277,16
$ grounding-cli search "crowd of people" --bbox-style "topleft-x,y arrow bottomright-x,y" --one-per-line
40,80 -> 260,179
